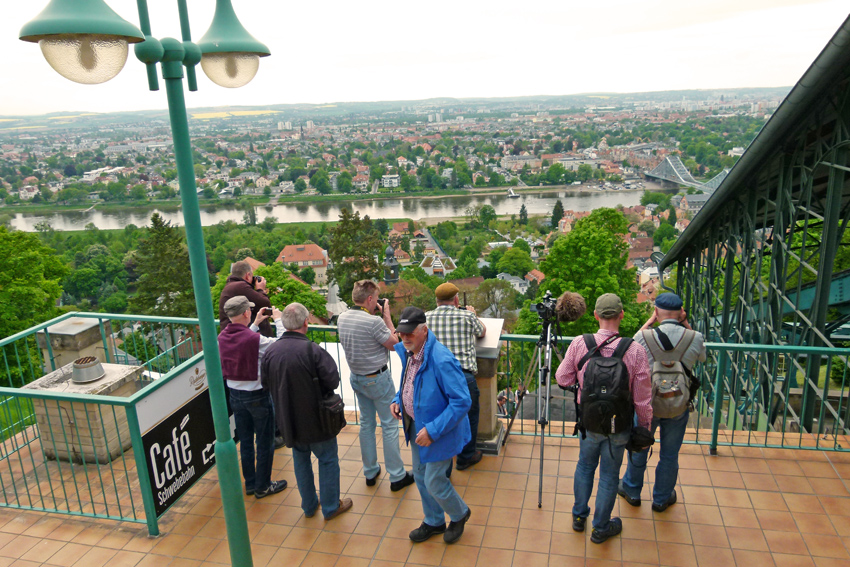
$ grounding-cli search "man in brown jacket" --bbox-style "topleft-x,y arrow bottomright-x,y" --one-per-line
219,260 -> 273,337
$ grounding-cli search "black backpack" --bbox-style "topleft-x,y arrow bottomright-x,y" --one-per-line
577,334 -> 634,436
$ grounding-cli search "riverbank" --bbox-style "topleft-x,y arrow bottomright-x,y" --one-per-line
2,182 -> 652,218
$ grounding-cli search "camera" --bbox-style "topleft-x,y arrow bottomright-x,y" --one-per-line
262,307 -> 272,316
253,275 -> 262,285
530,290 -> 556,320
378,298 -> 388,308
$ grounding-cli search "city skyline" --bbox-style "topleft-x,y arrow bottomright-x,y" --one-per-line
0,0 -> 847,117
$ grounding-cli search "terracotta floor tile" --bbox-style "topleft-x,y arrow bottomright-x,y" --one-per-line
693,544 -> 734,566
102,550 -> 145,567
620,517 -> 655,540
583,536 -> 621,562
800,533 -> 849,559
310,531 -> 350,555
736,458 -> 771,475
783,494 -> 825,514
720,506 -> 758,528
406,539 -> 444,565
812,558 -> 850,567
511,550 -> 550,567
474,547 -> 514,567
481,526 -> 518,550
440,544 -> 480,567
0,535 -> 40,559
621,539 -> 659,564
18,540 -> 65,564
339,534 -> 380,558
655,520 -> 693,545
548,531 -> 586,557
299,551 -> 337,567
689,524 -> 729,548
486,507 -> 521,528
749,491 -> 789,511
655,542 -> 697,567
281,526 -> 321,550
775,474 -> 815,494
266,547 -> 307,566
732,549 -> 776,566
45,522 -> 86,542
710,471 -> 746,489
713,488 -> 752,509
72,546 -> 119,567
763,530 -> 809,555
43,542 -> 89,566
772,552 -> 815,567
373,537 -> 411,563
794,513 -> 837,535
680,486 -> 717,506
725,526 -> 768,551
818,496 -> 850,517
685,504 -> 724,526
756,510 -> 798,532
809,478 -> 850,497
799,462 -> 840,479
705,456 -> 739,472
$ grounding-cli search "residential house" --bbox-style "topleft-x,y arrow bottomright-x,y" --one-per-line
276,243 -> 329,285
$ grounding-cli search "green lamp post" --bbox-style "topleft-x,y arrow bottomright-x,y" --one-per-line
21,1 -> 269,566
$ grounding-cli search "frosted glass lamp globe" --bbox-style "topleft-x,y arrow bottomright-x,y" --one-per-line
200,52 -> 259,88
39,34 -> 129,84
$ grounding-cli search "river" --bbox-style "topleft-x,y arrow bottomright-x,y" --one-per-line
10,189 -> 644,232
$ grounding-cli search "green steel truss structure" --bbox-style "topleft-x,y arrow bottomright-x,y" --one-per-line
662,16 -> 850,439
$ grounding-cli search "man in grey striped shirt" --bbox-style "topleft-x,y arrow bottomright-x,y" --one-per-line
337,280 -> 415,492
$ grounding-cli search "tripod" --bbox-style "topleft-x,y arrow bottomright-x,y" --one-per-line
534,309 -> 559,508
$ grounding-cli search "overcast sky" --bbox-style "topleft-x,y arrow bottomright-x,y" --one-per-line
2,0 -> 848,116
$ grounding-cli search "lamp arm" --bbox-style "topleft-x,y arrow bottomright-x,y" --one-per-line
177,0 -> 198,91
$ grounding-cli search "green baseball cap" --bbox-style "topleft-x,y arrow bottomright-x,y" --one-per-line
595,293 -> 623,318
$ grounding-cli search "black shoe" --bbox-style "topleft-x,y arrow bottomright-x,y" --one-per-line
444,507 -> 471,544
456,450 -> 483,471
590,517 -> 622,544
572,516 -> 586,532
652,490 -> 677,513
409,522 -> 446,543
617,485 -> 641,507
254,479 -> 287,499
366,465 -> 381,487
246,487 -> 255,496
274,436 -> 286,449
390,472 -> 415,492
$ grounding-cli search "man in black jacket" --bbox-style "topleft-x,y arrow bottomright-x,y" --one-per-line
219,260 -> 273,337
261,303 -> 353,521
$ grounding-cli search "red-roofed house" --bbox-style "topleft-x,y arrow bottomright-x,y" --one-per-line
276,244 -> 329,285
525,269 -> 545,285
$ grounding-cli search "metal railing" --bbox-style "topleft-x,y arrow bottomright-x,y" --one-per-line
3,313 -> 850,531
0,312 -> 206,533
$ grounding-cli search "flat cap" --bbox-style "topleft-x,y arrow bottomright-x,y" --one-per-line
654,292 -> 684,311
224,296 -> 254,318
435,282 -> 459,301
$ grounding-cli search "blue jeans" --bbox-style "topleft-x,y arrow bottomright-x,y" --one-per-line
350,368 -> 406,481
621,410 -> 689,507
410,420 -> 469,527
229,388 -> 275,493
292,437 -> 341,519
573,429 -> 629,531
457,371 -> 480,463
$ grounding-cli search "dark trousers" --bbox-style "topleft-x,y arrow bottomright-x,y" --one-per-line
229,388 -> 275,493
457,370 -> 480,463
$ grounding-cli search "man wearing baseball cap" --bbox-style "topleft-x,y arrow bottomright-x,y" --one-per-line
218,296 -> 288,499
426,283 -> 486,470
555,293 -> 652,544
390,306 -> 473,544
618,292 -> 706,513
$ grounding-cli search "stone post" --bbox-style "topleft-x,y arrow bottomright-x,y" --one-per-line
36,317 -> 113,370
475,354 -> 505,455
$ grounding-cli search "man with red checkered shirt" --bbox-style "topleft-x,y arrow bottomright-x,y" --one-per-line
555,293 -> 652,544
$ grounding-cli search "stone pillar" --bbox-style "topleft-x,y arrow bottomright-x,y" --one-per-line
475,354 -> 505,455
36,317 -> 113,370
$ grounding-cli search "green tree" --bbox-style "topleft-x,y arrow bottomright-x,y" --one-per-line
539,208 -> 645,336
310,169 -> 332,194
294,178 -> 307,192
470,279 -> 518,320
653,223 -> 678,246
519,204 -> 528,225
479,205 -> 497,227
129,213 -> 198,317
0,227 -> 67,338
297,266 -> 316,285
327,208 -> 383,302
638,220 -> 656,237
512,238 -> 531,254
551,199 -> 565,228
496,247 -> 535,277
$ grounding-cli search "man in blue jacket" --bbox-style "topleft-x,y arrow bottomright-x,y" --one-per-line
390,306 -> 472,545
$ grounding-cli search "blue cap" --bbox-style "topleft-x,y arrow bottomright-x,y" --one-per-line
654,293 -> 683,311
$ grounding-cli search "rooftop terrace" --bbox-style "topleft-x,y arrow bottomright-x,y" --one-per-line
1,422 -> 850,567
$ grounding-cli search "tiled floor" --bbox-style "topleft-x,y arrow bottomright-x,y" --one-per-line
2,424 -> 850,566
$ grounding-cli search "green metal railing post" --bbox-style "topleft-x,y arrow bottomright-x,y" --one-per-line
159,43 -> 252,567
125,405 -> 159,536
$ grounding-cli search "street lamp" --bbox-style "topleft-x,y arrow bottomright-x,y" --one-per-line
20,1 -> 269,566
